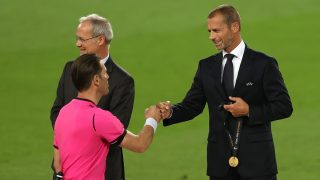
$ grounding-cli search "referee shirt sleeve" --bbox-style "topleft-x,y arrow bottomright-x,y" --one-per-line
110,130 -> 127,146
93,109 -> 126,144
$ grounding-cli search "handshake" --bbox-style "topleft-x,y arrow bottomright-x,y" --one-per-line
144,101 -> 172,123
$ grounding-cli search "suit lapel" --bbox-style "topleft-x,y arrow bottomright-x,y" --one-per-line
105,56 -> 114,74
211,53 -> 227,99
233,47 -> 254,95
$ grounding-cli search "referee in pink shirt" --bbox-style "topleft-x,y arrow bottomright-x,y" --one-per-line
53,54 -> 162,180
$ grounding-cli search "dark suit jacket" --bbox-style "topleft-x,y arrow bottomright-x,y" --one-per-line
163,46 -> 293,178
51,56 -> 134,180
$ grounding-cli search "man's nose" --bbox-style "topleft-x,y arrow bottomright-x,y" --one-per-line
209,31 -> 215,40
76,39 -> 82,47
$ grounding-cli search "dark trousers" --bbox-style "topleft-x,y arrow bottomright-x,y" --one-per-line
210,168 -> 277,180
105,147 -> 125,180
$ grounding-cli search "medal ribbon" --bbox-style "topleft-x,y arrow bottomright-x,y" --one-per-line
225,118 -> 242,157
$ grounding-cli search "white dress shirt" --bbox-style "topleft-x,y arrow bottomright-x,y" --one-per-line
221,40 -> 245,87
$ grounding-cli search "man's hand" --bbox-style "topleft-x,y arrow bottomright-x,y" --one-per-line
144,105 -> 162,123
223,97 -> 249,117
156,101 -> 172,119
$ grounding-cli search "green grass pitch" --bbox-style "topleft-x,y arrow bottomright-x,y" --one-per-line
0,0 -> 319,179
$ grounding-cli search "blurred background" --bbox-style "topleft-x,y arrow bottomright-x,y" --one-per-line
0,0 -> 319,179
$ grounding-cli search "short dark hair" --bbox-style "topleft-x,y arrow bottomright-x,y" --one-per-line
71,54 -> 102,92
208,4 -> 241,31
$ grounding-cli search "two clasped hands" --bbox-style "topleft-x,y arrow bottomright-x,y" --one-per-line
144,96 -> 250,123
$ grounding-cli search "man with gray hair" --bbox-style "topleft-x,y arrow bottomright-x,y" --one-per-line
50,14 -> 134,180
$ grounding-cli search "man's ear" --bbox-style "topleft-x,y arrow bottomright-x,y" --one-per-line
92,74 -> 100,87
231,22 -> 240,33
98,36 -> 106,46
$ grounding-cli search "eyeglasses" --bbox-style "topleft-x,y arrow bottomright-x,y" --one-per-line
76,35 -> 101,43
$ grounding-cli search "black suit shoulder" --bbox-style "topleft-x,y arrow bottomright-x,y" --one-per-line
63,60 -> 73,69
199,53 -> 221,64
248,47 -> 273,58
65,60 -> 73,66
106,58 -> 133,83
111,61 -> 134,83
246,47 -> 277,63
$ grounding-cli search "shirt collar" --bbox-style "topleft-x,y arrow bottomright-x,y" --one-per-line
100,53 -> 110,65
75,97 -> 97,106
222,40 -> 245,59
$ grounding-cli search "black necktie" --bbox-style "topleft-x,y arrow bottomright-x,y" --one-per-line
223,54 -> 236,135
222,54 -> 235,97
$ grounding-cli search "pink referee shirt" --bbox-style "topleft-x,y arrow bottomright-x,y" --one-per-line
54,98 -> 126,180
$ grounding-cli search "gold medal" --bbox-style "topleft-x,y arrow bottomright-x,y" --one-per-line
228,156 -> 239,167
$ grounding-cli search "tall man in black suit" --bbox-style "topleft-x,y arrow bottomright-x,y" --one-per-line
158,4 -> 292,180
50,14 -> 134,180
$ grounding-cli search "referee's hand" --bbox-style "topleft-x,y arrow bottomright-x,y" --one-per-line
144,105 -> 162,122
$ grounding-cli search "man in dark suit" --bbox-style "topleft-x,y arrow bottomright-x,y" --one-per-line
158,4 -> 292,180
50,14 -> 134,180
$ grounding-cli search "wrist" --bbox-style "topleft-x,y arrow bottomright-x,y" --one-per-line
144,118 -> 158,132
55,172 -> 63,180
